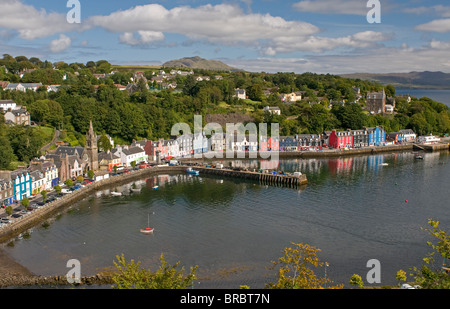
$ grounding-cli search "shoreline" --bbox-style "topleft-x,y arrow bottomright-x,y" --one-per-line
0,143 -> 448,288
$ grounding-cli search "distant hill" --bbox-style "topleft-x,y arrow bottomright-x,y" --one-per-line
340,71 -> 450,89
162,56 -> 241,72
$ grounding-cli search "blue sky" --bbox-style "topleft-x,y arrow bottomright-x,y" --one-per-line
1,0 -> 450,74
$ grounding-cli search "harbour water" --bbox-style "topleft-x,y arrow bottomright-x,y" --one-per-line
2,150 -> 450,288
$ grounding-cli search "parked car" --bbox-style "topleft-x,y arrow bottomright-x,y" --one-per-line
1,218 -> 11,224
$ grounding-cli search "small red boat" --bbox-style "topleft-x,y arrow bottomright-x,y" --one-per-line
140,214 -> 154,234
140,227 -> 154,234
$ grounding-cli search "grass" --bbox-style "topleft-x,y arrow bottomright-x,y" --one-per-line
33,126 -> 55,145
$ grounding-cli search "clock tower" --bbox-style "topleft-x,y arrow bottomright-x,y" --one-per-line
85,121 -> 99,171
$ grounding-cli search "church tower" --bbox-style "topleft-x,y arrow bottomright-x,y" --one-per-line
85,121 -> 99,171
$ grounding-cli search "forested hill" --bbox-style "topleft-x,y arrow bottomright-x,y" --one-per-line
340,71 -> 450,89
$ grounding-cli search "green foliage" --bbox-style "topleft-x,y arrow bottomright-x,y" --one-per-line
266,242 -> 343,289
21,198 -> 29,207
111,253 -> 198,289
87,170 -> 95,180
54,185 -> 62,194
409,219 -> 450,289
41,190 -> 47,202
64,179 -> 73,188
349,274 -> 364,287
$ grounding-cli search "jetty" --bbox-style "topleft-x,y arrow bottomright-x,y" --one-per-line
413,142 -> 450,152
193,166 -> 307,187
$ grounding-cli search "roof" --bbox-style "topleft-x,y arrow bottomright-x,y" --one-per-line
55,146 -> 84,158
122,146 -> 145,156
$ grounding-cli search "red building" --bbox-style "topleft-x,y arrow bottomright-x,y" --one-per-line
328,130 -> 353,149
144,139 -> 168,162
259,137 -> 279,151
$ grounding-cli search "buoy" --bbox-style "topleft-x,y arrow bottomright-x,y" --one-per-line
405,200 -> 408,203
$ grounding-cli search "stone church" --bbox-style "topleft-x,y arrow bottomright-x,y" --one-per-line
85,121 -> 99,172
45,121 -> 99,182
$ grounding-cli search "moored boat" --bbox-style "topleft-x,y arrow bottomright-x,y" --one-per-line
186,167 -> 199,176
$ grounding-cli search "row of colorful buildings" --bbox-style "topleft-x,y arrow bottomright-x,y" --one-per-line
0,121 -> 417,207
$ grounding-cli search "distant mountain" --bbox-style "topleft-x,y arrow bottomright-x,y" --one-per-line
162,56 -> 241,72
340,71 -> 450,89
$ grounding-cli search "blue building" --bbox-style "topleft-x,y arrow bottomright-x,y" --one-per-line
11,170 -> 32,203
368,127 -> 386,146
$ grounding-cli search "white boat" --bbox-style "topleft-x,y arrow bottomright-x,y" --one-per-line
140,214 -> 154,234
111,192 -> 122,196
153,186 -> 159,190
380,163 -> 389,166
186,167 -> 199,176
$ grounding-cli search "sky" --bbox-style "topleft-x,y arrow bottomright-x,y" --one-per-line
1,0 -> 450,74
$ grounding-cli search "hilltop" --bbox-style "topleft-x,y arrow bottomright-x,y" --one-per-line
162,56 -> 241,72
340,71 -> 450,89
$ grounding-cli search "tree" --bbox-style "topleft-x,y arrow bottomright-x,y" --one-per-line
111,253 -> 198,289
65,179 -> 73,188
349,274 -> 364,288
87,170 -> 95,180
21,198 -> 29,208
409,219 -> 450,289
5,206 -> 13,216
266,242 -> 343,289
0,133 -> 15,169
98,134 -> 112,152
54,185 -> 62,195
41,190 -> 47,203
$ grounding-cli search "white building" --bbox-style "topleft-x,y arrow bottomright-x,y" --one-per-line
0,100 -> 18,112
113,145 -> 148,167
4,83 -> 43,92
235,89 -> 246,100
263,106 -> 281,115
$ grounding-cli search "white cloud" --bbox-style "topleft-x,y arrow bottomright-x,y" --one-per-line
119,31 -> 165,46
416,18 -> 450,33
87,3 -> 319,46
87,3 -> 394,55
0,0 -> 80,40
293,0 -> 370,16
49,34 -> 72,53
404,5 -> 450,18
260,31 -> 392,55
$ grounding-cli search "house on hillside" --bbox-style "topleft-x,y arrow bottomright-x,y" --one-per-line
366,89 -> 386,114
0,100 -> 18,112
263,106 -> 281,115
234,88 -> 246,100
4,83 -> 43,92
4,107 -> 31,126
